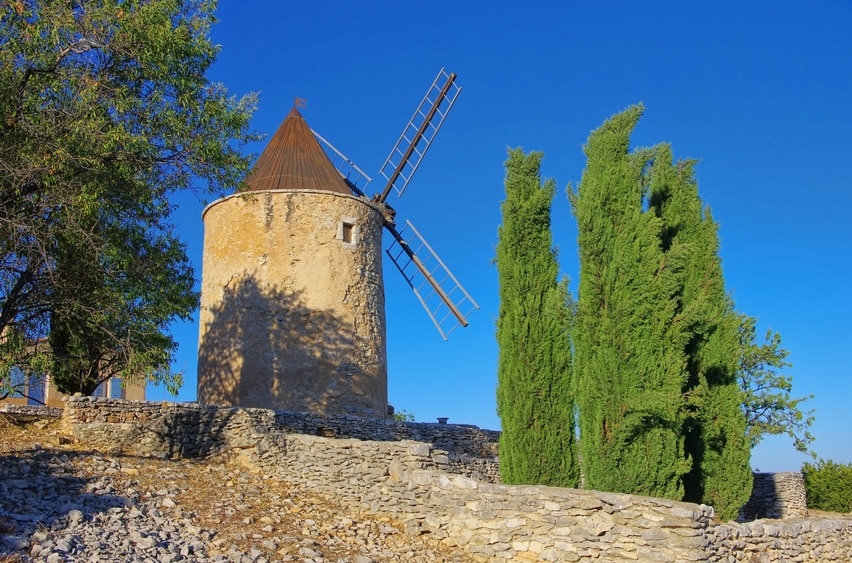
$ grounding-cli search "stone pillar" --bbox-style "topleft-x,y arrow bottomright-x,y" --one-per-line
739,472 -> 809,520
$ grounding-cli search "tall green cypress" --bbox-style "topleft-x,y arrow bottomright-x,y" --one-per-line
649,145 -> 752,520
569,106 -> 690,499
496,148 -> 578,487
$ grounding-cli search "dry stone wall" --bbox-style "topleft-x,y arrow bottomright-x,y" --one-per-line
60,398 -> 498,481
709,518 -> 852,562
739,472 -> 809,520
59,398 -> 852,562
274,410 -> 500,482
0,403 -> 63,418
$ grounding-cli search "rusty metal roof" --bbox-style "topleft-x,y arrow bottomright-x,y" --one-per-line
244,107 -> 351,194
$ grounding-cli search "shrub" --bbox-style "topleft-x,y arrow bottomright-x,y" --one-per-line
802,459 -> 852,513
392,410 -> 415,422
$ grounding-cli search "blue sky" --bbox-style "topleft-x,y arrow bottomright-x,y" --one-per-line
159,1 -> 852,472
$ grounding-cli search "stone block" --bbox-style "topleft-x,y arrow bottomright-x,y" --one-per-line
408,443 -> 431,457
504,518 -> 528,529
641,528 -> 668,541
451,475 -> 479,490
539,547 -> 561,561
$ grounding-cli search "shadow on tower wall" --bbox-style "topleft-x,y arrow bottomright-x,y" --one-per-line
197,274 -> 379,415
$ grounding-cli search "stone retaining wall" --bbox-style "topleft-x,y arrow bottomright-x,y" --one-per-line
0,403 -> 63,419
59,398 -> 852,562
710,518 -> 852,562
60,397 -> 500,481
273,410 -> 501,482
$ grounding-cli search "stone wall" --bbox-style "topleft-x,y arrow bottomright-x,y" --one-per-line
62,398 -> 284,461
59,398 -> 852,562
0,403 -> 63,419
273,410 -> 501,482
60,398 -> 500,482
710,518 -> 852,562
740,472 -> 809,520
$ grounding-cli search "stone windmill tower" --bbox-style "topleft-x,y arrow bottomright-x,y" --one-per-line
197,69 -> 477,417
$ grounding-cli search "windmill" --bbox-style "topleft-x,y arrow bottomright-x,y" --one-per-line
314,68 -> 479,340
196,69 -> 476,416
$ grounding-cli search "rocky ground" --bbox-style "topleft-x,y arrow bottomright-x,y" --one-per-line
0,415 -> 474,562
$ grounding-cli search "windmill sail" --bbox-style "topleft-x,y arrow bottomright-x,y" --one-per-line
305,69 -> 477,339
312,129 -> 373,196
385,220 -> 479,340
377,68 -> 461,202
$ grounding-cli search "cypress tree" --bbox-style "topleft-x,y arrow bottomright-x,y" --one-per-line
649,146 -> 752,520
569,106 -> 691,499
496,148 -> 578,487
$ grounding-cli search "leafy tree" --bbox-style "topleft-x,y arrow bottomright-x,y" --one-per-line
0,326 -> 50,400
0,0 -> 257,391
496,149 -> 578,487
649,144 -> 752,520
569,105 -> 690,500
48,222 -> 196,396
737,314 -> 815,455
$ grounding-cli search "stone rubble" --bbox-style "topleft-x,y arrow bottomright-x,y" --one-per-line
0,430 -> 474,562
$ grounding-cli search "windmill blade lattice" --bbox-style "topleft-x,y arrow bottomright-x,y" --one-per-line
377,68 -> 461,202
385,220 -> 479,340
312,129 -> 373,195
306,69 -> 476,339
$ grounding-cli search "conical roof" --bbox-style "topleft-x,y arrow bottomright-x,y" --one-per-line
244,107 -> 351,194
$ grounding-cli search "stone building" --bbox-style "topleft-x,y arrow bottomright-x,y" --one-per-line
197,107 -> 388,417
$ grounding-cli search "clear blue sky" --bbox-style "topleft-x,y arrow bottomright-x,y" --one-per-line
159,1 -> 852,472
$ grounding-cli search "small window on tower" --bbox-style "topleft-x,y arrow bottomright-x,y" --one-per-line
338,218 -> 358,246
342,222 -> 354,244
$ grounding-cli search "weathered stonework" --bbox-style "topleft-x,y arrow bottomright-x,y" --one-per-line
60,398 -> 852,563
0,403 -> 63,419
740,472 -> 809,520
709,518 -> 852,562
197,189 -> 388,417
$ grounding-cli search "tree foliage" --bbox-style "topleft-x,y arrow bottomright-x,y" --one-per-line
737,314 -> 815,455
47,223 -> 197,395
802,459 -> 852,513
494,104 -> 809,520
648,144 -> 752,520
0,0 -> 257,395
569,106 -> 690,499
496,149 -> 578,487
569,107 -> 755,517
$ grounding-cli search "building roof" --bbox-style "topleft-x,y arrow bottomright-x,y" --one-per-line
244,107 -> 351,194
